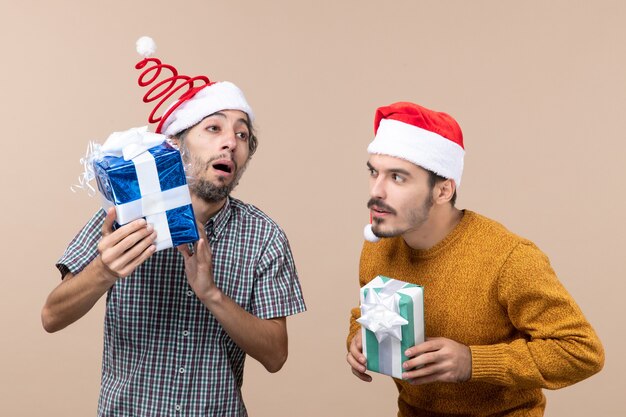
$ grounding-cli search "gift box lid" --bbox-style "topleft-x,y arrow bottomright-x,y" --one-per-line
94,142 -> 186,206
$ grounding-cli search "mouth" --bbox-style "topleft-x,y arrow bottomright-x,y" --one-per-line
211,159 -> 235,176
367,198 -> 395,217
371,206 -> 393,217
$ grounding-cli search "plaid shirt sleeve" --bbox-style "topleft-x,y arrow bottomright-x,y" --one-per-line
56,209 -> 106,279
250,228 -> 306,319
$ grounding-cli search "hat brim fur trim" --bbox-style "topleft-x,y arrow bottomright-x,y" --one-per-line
367,118 -> 464,187
162,81 -> 254,137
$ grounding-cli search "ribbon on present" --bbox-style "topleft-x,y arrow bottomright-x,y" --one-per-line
77,126 -> 194,251
357,285 -> 408,342
359,276 -> 424,379
72,126 -> 166,195
99,126 -> 165,161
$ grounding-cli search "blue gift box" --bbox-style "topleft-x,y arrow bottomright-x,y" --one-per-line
93,141 -> 198,251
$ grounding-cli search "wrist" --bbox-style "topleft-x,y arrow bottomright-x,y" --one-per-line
95,256 -> 119,285
200,286 -> 224,309
462,344 -> 472,382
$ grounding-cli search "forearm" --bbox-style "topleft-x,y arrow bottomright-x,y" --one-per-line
41,257 -> 115,333
477,242 -> 606,389
470,329 -> 604,389
199,289 -> 288,373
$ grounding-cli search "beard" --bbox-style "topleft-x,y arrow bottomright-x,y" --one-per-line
185,152 -> 248,203
368,195 -> 433,238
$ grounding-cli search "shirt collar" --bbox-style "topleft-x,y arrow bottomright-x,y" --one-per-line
204,197 -> 233,241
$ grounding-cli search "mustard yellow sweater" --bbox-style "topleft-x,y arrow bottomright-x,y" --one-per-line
348,210 -> 604,417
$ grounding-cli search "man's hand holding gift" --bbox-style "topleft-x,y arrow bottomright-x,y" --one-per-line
402,337 -> 472,384
97,207 -> 157,282
348,332 -> 472,384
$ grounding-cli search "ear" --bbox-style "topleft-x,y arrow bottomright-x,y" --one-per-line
168,135 -> 180,149
433,179 -> 456,205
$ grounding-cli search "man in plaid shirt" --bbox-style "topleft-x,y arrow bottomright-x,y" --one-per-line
41,39 -> 306,416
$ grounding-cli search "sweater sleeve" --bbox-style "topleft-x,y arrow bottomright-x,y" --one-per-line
347,306 -> 361,351
470,241 -> 604,389
346,241 -> 374,350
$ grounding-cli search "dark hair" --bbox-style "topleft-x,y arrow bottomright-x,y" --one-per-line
427,170 -> 457,207
245,118 -> 258,156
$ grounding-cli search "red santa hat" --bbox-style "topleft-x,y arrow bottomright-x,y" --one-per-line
134,36 -> 254,137
364,102 -> 464,242
368,102 -> 464,186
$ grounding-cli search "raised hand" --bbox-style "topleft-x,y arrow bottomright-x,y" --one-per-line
177,220 -> 219,302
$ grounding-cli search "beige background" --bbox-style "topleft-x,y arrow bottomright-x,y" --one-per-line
1,0 -> 624,415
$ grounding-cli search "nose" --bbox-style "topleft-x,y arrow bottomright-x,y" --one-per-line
220,128 -> 238,152
369,176 -> 386,200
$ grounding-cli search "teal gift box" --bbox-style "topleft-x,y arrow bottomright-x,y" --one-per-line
358,275 -> 425,379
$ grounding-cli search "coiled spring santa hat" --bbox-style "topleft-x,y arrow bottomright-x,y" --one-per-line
135,36 -> 254,137
363,102 -> 464,242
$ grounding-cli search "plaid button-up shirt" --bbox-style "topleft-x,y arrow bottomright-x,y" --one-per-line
57,197 -> 306,417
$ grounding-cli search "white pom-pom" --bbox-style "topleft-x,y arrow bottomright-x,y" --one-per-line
136,36 -> 156,58
363,224 -> 381,243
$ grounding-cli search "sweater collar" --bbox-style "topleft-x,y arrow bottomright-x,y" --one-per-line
402,210 -> 475,259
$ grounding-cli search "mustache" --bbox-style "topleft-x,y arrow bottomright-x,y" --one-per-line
367,198 -> 396,215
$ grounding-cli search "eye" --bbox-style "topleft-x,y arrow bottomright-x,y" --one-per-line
236,131 -> 249,141
392,173 -> 405,183
368,168 -> 378,177
206,125 -> 220,133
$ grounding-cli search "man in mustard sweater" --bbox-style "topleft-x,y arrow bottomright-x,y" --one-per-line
346,102 -> 604,416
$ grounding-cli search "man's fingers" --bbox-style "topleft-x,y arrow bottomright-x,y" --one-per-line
354,332 -> 363,350
100,229 -> 157,277
177,244 -> 193,258
347,352 -> 372,382
405,338 -> 443,358
403,351 -> 439,371
100,217 -> 151,253
403,360 -> 443,380
349,333 -> 366,365
195,238 -> 212,262
196,219 -> 208,240
405,363 -> 459,385
102,222 -> 153,255
402,338 -> 472,384
118,241 -> 157,276
349,343 -> 366,366
347,333 -> 368,377
196,236 -> 207,251
101,207 -> 117,237
346,351 -> 367,374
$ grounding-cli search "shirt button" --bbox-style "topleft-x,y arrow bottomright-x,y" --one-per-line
179,367 -> 185,374
175,404 -> 181,411
182,330 -> 189,337
186,290 -> 193,297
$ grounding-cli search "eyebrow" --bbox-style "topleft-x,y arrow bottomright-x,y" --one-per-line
206,112 -> 250,129
236,118 -> 251,130
367,161 -> 412,177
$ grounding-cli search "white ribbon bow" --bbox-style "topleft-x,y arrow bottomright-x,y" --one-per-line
100,126 -> 165,161
357,289 -> 408,343
72,126 -> 166,195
